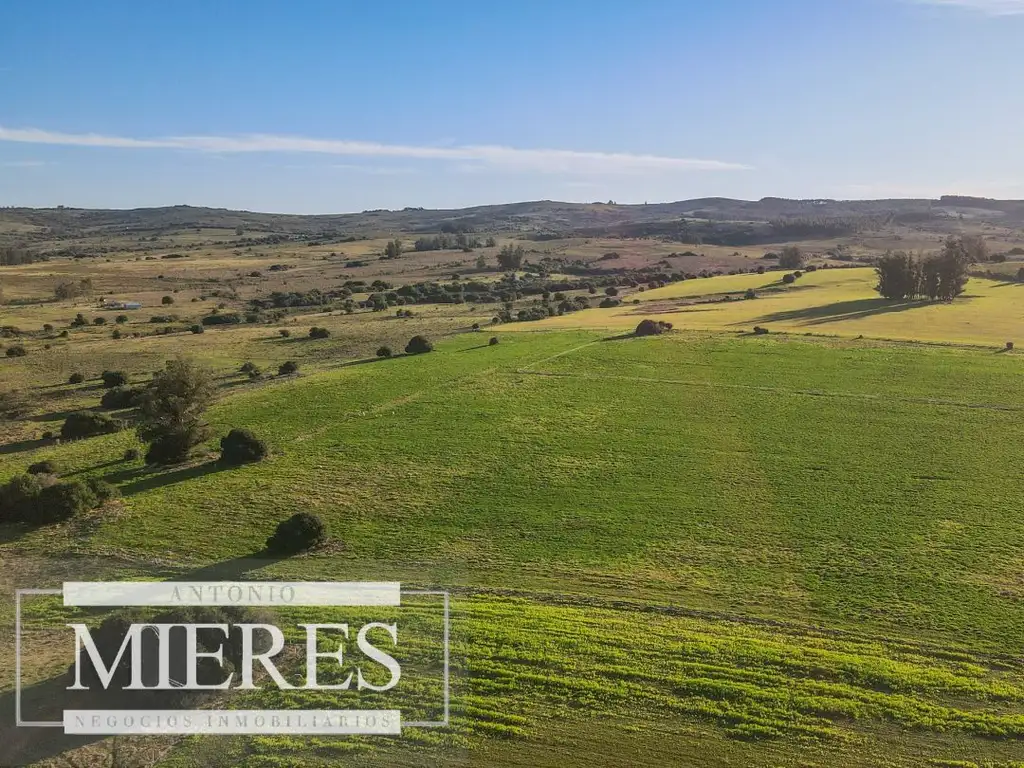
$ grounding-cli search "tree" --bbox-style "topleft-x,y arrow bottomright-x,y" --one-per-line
875,251 -> 920,300
101,370 -> 129,388
136,358 -> 215,465
778,246 -> 804,270
308,326 -> 330,339
219,428 -> 268,465
405,335 -> 433,355
161,295 -> 174,305
54,279 -> 92,301
961,234 -> 988,263
497,244 -> 525,271
384,239 -> 403,259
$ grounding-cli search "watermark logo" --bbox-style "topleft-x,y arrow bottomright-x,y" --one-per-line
15,581 -> 449,735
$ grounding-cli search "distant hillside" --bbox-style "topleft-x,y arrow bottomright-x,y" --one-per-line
2,196 -> 1023,247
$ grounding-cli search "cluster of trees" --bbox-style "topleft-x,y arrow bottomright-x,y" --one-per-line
0,470 -> 117,526
54,278 -> 93,300
497,244 -> 525,271
383,239 -> 403,259
875,236 -> 976,301
413,232 -> 485,252
0,246 -> 39,266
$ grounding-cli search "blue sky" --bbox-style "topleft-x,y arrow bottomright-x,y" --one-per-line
0,0 -> 1021,213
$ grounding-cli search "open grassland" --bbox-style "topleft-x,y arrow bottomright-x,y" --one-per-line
508,266 -> 1024,346
2,331 -> 1023,766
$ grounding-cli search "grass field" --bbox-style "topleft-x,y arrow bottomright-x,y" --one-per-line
3,330 -> 1024,766
509,267 -> 1024,346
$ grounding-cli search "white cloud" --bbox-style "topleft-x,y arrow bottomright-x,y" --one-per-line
0,125 -> 751,175
1,159 -> 51,168
910,0 -> 1024,15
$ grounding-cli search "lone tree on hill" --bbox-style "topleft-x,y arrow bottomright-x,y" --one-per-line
778,246 -> 804,270
136,358 -> 215,464
497,244 -> 525,271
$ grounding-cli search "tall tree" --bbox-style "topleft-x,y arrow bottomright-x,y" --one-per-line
137,358 -> 216,464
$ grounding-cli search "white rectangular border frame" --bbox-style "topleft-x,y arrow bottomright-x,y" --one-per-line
15,586 -> 450,730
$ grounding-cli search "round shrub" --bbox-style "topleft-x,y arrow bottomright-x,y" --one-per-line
278,360 -> 299,376
190,324 -> 205,334
144,432 -> 195,465
1005,341 -> 1014,351
43,323 -> 54,332
27,460 -> 59,475
753,326 -> 770,335
744,288 -> 757,300
101,370 -> 129,388
265,512 -> 326,555
489,336 -> 499,345
86,477 -> 120,504
123,447 -> 141,461
93,316 -> 107,326
376,346 -> 393,358
605,286 -> 619,296
220,428 -> 269,465
61,411 -> 122,440
115,315 -> 128,324
161,295 -> 174,305
0,473 -> 45,523
240,361 -> 258,375
309,326 -> 330,339
100,385 -> 143,410
782,273 -> 796,285
278,329 -> 291,338
635,319 -> 665,337
471,322 -> 480,330
68,372 -> 85,385
36,480 -> 97,524
405,335 -> 433,355
5,345 -> 27,357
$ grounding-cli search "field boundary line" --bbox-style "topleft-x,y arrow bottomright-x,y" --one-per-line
517,369 -> 1024,412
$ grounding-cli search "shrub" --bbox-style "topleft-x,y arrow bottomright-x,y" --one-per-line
753,326 -> 770,335
93,316 -> 107,326
265,512 -> 326,555
782,273 -> 796,285
240,361 -> 259,375
376,345 -> 393,358
190,324 -> 204,334
489,336 -> 499,345
123,447 -> 141,461
71,313 -> 88,327
0,473 -> 44,523
68,372 -> 85,384
635,319 -> 665,337
144,431 -> 197,465
101,370 -> 129,388
27,460 -> 59,475
278,360 -> 299,375
115,315 -> 128,324
61,411 -> 122,439
42,431 -> 55,440
605,286 -> 619,296
111,329 -> 122,340
309,326 -> 330,339
744,288 -> 757,299
5,345 -> 27,357
161,295 -> 174,305
43,323 -> 54,332
471,322 -> 480,330
220,428 -> 269,465
86,477 -> 120,504
598,298 -> 620,308
279,329 -> 291,338
36,480 -> 97,524
405,335 -> 433,355
201,313 -> 242,326
100,385 -> 143,410
1006,341 -> 1014,351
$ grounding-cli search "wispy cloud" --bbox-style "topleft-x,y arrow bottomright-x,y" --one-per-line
910,0 -> 1024,15
1,159 -> 51,168
0,126 -> 751,175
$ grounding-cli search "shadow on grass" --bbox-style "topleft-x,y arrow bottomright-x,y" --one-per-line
0,437 -> 54,457
600,332 -> 639,342
746,297 -> 965,326
104,460 -> 228,497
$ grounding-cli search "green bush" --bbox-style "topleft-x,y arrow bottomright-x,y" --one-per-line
61,411 -> 122,440
101,370 -> 129,388
27,460 -> 59,475
278,360 -> 298,376
190,324 -> 205,334
36,480 -> 97,524
100,385 -> 144,410
782,273 -> 796,285
0,473 -> 44,523
279,329 -> 291,338
123,447 -> 141,461
5,345 -> 27,357
405,335 -> 433,355
265,512 -> 326,555
634,319 -> 664,337
309,326 -> 330,339
68,372 -> 85,384
489,336 -> 499,345
144,430 -> 197,465
86,477 -> 120,504
376,345 -> 393,358
220,428 -> 269,465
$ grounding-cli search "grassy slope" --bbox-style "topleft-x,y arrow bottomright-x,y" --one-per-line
507,267 -> 1024,346
3,331 -> 1024,766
